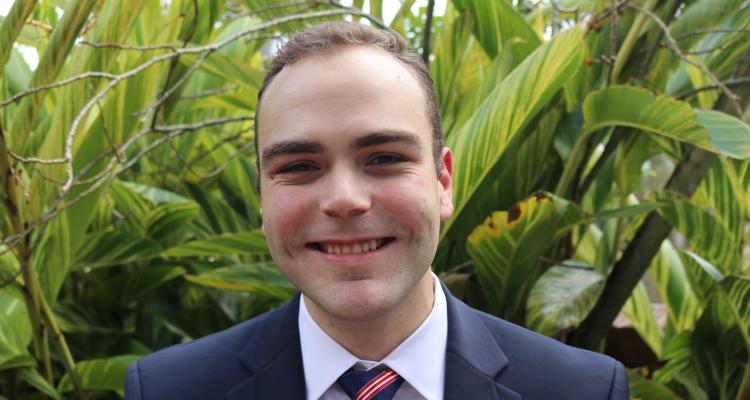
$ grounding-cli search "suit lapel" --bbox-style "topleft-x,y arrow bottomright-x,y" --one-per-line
443,283 -> 521,400
227,294 -> 306,400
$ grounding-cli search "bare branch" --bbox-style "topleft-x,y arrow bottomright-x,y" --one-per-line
25,18 -> 52,32
675,77 -> 750,99
7,151 -> 66,164
177,84 -> 239,100
673,27 -> 750,40
80,40 -> 181,52
0,71 -> 118,108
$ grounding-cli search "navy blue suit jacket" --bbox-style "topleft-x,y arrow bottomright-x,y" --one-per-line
125,284 -> 629,399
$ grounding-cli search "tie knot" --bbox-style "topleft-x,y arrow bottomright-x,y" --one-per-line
337,368 -> 405,400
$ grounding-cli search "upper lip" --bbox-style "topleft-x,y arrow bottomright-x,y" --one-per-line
310,237 -> 389,245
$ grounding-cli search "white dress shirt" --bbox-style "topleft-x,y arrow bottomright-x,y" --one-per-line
299,273 -> 448,400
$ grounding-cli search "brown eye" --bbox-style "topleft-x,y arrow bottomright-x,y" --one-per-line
370,154 -> 405,165
279,163 -> 318,173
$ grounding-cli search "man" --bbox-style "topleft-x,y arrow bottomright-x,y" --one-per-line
125,22 -> 628,399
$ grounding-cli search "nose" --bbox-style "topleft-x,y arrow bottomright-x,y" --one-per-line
319,166 -> 371,218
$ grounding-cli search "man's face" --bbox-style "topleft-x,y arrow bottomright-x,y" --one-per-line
257,46 -> 453,322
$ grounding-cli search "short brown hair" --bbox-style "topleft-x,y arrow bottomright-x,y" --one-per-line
254,21 -> 443,173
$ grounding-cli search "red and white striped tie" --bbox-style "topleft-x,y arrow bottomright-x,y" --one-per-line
337,368 -> 405,400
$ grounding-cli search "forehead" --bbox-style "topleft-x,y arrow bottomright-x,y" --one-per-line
257,46 -> 431,150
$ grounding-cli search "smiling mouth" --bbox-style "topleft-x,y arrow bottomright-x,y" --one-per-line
306,237 -> 395,255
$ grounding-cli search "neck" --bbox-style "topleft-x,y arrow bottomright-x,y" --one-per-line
305,271 -> 435,361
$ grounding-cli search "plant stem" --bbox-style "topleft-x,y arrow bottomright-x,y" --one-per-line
611,0 -> 658,82
555,130 -> 593,198
38,287 -> 84,398
0,120 -> 50,381
422,0 -> 435,67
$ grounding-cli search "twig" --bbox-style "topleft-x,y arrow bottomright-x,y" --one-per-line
197,141 -> 254,179
80,39 -> 181,52
673,27 -> 750,40
0,71 -> 118,108
177,84 -> 239,100
627,3 -> 743,115
25,19 -> 52,32
607,0 -> 619,85
7,152 -> 66,164
638,0 -> 681,80
675,77 -> 750,99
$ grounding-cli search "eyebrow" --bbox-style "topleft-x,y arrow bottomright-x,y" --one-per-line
261,140 -> 326,170
352,129 -> 423,150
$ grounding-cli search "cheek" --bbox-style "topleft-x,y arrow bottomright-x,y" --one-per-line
261,187 -> 316,242
377,179 -> 441,233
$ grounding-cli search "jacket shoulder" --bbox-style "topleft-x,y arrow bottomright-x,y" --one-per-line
124,304 -> 291,400
476,311 -> 628,399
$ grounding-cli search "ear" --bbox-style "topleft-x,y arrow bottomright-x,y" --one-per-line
438,147 -> 454,221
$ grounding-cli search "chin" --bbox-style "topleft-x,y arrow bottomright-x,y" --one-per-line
311,280 -> 397,322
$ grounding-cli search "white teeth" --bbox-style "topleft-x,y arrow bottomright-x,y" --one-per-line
320,239 -> 386,254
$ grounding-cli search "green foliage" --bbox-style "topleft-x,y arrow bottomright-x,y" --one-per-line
0,0 -> 749,398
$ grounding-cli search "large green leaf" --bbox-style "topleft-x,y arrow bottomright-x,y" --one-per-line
440,27 -> 583,255
85,266 -> 186,309
622,282 -> 663,357
701,159 -> 745,244
456,0 -> 540,62
58,355 -> 141,396
180,51 -> 263,90
649,241 -> 700,337
681,251 -> 724,304
0,286 -> 31,355
526,265 -> 604,337
627,370 -> 677,400
145,202 -> 200,242
75,230 -> 161,269
163,230 -> 268,257
185,262 -> 294,299
18,367 -> 62,400
695,110 -> 750,159
582,85 -> 750,159
466,193 -> 585,322
653,191 -> 740,275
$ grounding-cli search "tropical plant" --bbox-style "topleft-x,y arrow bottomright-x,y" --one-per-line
0,0 -> 749,399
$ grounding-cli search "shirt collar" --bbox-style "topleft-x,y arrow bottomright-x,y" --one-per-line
299,273 -> 447,400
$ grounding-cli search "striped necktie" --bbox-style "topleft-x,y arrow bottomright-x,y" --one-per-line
337,368 -> 405,400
